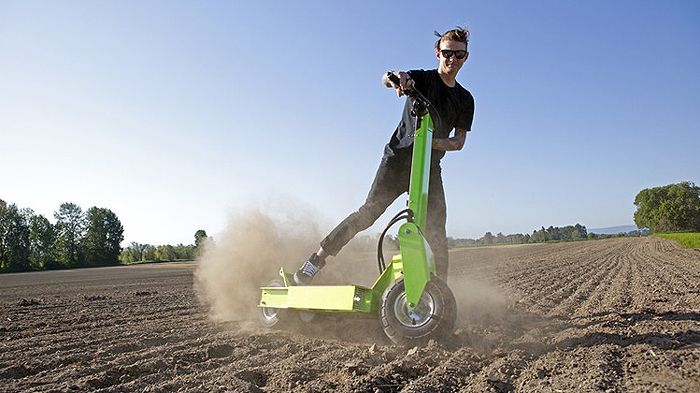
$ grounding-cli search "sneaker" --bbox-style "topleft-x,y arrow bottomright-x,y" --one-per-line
293,253 -> 325,285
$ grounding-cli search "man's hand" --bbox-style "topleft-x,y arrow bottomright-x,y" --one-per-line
432,128 -> 468,151
383,71 -> 415,96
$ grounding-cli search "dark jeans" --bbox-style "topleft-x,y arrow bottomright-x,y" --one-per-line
320,154 -> 449,278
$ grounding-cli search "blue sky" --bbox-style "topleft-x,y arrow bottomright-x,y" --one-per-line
1,1 -> 698,245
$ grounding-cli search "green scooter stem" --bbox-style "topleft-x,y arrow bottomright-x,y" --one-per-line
396,94 -> 436,310
383,72 -> 437,309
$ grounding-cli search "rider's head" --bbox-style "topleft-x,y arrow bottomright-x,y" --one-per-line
434,26 -> 469,76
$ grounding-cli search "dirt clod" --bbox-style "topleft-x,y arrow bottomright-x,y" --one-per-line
17,298 -> 41,307
134,291 -> 157,297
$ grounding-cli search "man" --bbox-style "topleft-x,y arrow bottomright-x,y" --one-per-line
295,27 -> 475,284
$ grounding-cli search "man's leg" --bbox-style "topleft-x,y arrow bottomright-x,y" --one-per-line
426,164 -> 448,279
321,158 -> 408,256
295,157 -> 409,284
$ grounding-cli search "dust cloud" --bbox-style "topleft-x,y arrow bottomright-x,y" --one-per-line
449,276 -> 509,326
446,246 -> 540,352
194,207 -> 321,322
193,202 -> 516,346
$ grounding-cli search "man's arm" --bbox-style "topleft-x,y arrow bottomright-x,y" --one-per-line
432,128 -> 468,151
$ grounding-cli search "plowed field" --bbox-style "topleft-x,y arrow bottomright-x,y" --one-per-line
1,237 -> 699,392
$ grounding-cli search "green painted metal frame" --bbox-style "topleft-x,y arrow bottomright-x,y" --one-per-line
407,114 -> 434,230
258,106 -> 436,314
400,111 -> 436,308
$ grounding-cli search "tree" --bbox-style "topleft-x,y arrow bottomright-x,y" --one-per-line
100,209 -> 124,264
143,244 -> 157,261
634,182 -> 700,232
194,229 -> 208,255
173,244 -> 193,260
0,199 -> 6,269
130,242 -> 147,262
120,242 -> 148,263
0,202 -> 31,272
155,244 -> 177,261
496,232 -> 506,244
82,207 -> 124,266
482,232 -> 494,245
572,224 -> 587,240
120,242 -> 160,264
29,214 -> 56,269
54,202 -> 84,266
531,227 -> 546,243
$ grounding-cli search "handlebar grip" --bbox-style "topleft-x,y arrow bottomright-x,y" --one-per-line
385,72 -> 401,88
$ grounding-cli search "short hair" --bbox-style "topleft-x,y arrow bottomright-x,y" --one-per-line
434,26 -> 470,50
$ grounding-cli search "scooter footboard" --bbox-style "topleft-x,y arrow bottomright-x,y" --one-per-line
259,284 -> 373,313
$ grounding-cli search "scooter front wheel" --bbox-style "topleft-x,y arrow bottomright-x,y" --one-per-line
380,277 -> 456,345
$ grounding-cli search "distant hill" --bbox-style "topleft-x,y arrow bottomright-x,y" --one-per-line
588,225 -> 639,235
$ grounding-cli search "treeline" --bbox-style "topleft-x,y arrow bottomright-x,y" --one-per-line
345,224 -> 624,251
0,199 -> 124,272
446,223 -> 646,248
451,224 -> 589,247
1,198 -> 208,273
119,230 -> 208,264
586,229 -> 651,239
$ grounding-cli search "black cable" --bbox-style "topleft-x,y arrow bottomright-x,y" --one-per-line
377,216 -> 408,273
376,209 -> 413,274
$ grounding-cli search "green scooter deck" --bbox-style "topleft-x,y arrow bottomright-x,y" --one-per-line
259,266 -> 374,313
260,282 -> 373,313
259,254 -> 405,314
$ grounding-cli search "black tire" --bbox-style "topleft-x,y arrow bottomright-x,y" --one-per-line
437,277 -> 458,334
380,276 -> 457,345
258,279 -> 287,329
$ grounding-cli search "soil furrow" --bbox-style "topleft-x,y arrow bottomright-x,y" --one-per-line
1,239 -> 698,392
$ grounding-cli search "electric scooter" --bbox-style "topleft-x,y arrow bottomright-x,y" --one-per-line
257,74 -> 457,345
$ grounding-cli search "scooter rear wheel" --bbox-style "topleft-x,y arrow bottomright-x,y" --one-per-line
258,279 -> 287,328
380,277 -> 456,345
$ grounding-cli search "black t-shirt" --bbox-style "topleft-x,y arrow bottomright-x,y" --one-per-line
384,69 -> 475,162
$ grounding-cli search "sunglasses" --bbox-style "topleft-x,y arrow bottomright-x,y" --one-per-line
440,49 -> 467,59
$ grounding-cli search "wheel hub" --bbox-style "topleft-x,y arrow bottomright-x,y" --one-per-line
393,291 -> 435,328
261,306 -> 279,321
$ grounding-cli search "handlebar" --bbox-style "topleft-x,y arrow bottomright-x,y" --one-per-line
385,72 -> 431,117
386,72 -> 402,87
